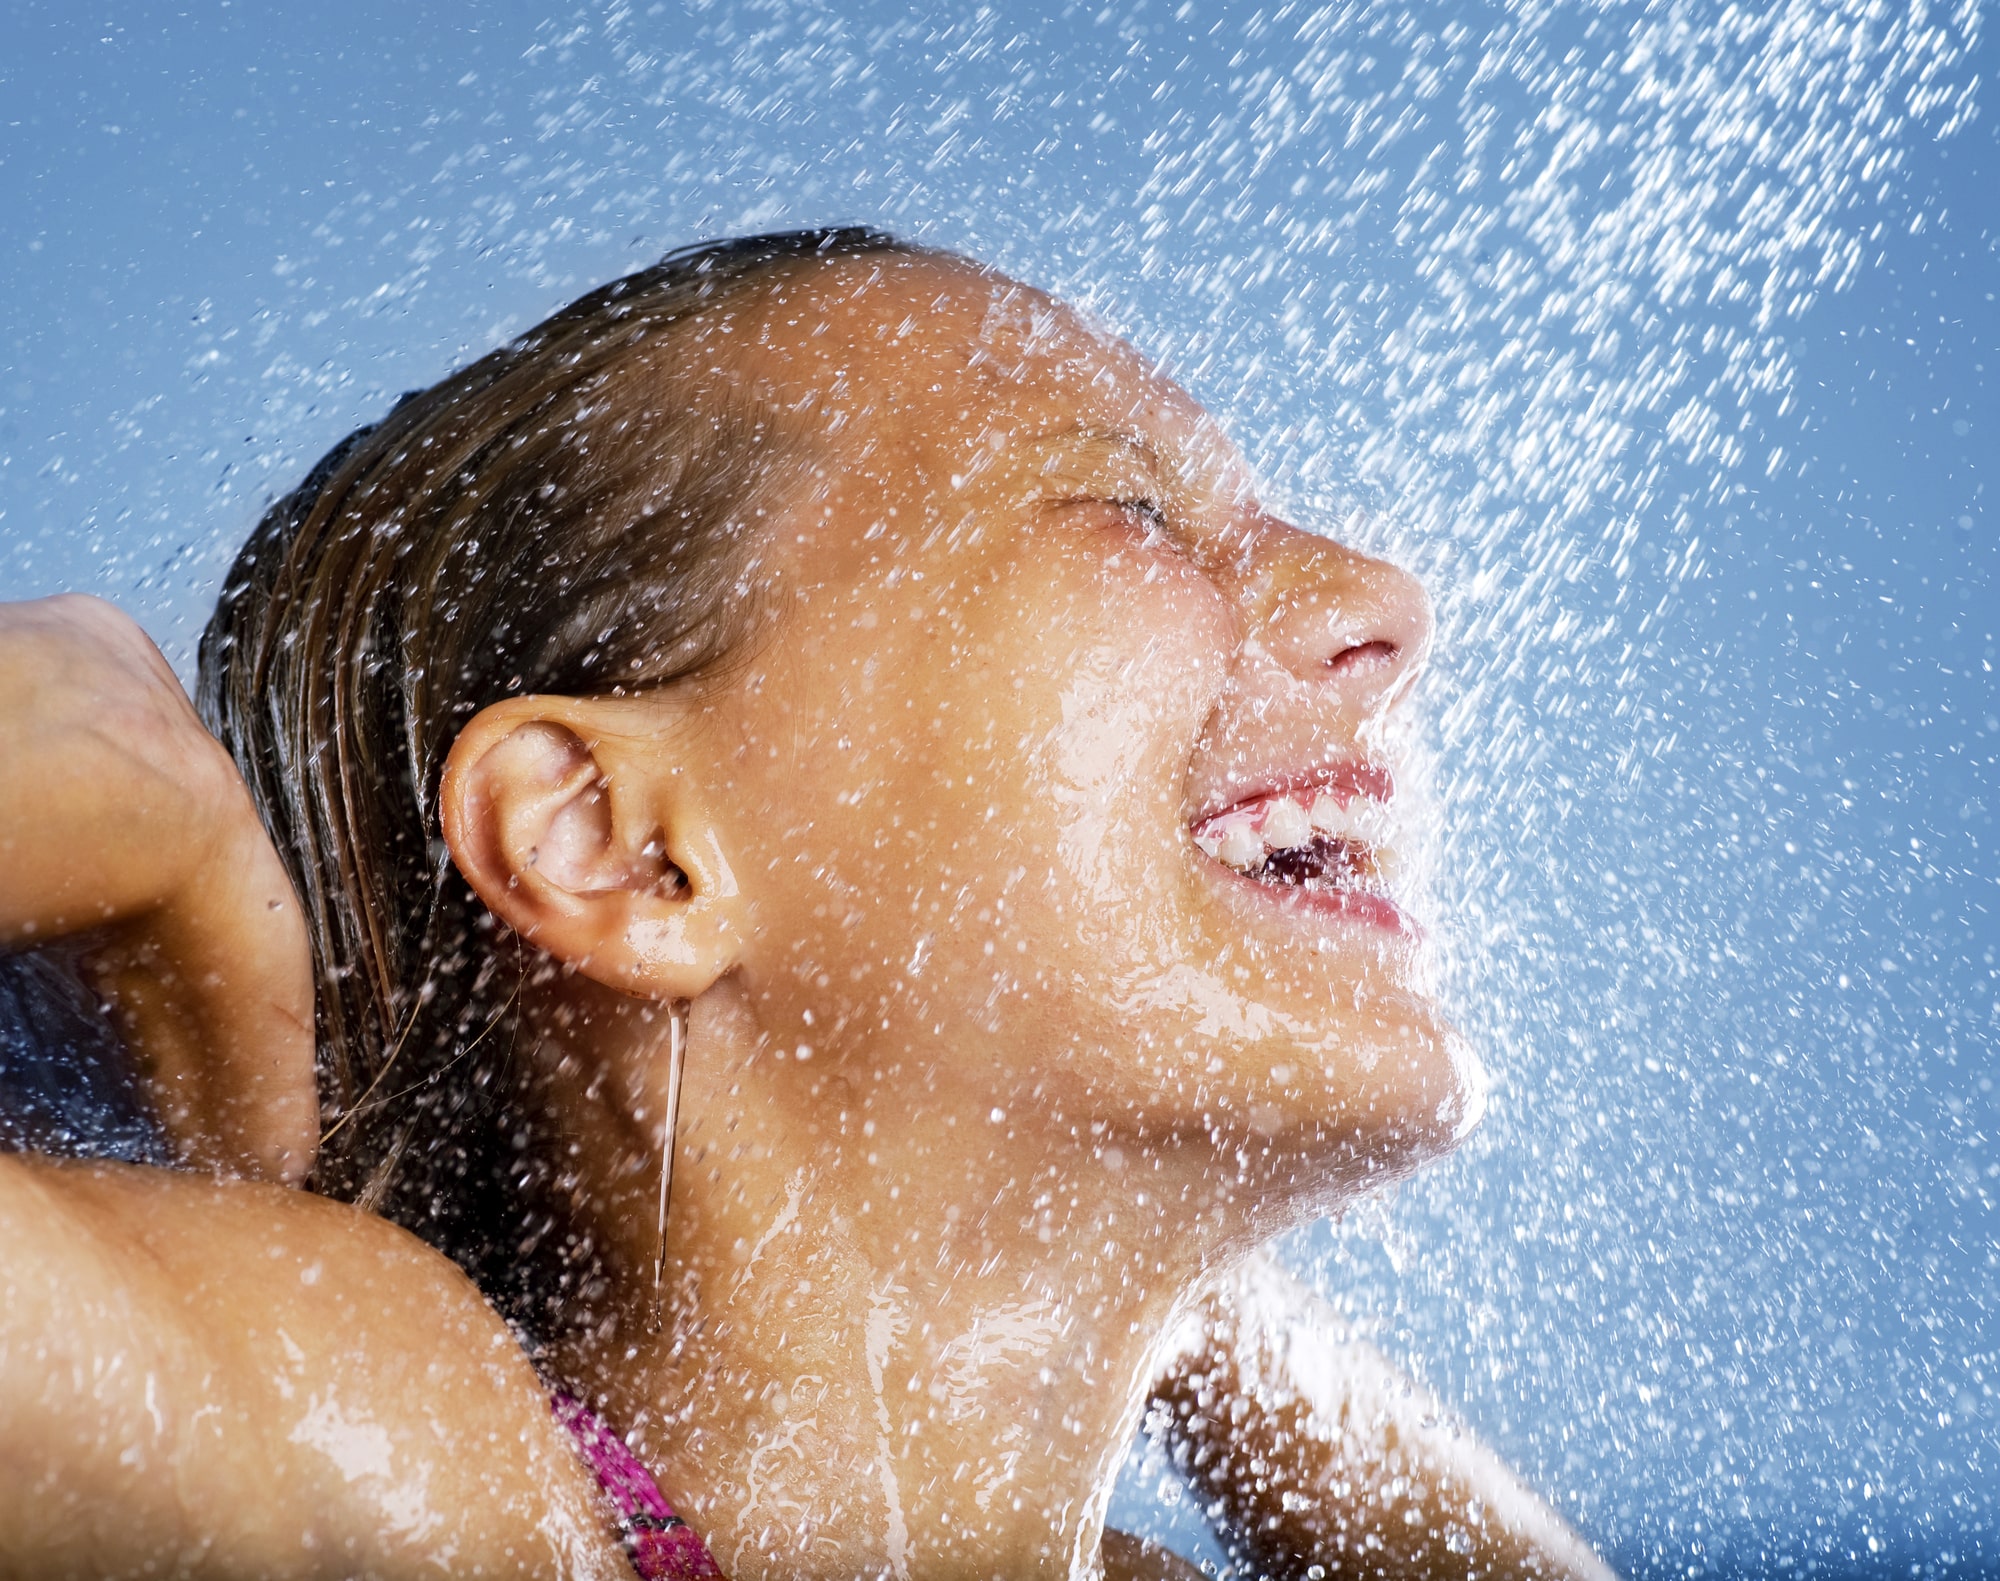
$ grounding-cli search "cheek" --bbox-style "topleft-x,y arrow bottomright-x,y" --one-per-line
1028,544 -> 1238,895
729,523 -> 1237,1047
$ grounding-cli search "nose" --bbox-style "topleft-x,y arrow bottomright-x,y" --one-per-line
1226,513 -> 1432,715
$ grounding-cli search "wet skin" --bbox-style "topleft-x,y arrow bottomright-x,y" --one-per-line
442,252 -> 1485,1577
0,256 -> 1616,1581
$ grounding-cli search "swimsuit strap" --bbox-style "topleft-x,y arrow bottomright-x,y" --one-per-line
551,1390 -> 726,1580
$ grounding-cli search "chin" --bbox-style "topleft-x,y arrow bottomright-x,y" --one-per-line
1215,1009 -> 1487,1224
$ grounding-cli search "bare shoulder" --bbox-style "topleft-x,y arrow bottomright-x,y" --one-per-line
0,1152 -> 624,1578
30,1149 -> 499,1307
3,1151 -> 523,1382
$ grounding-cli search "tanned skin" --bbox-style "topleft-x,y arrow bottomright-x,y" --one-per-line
0,253 -> 1615,1580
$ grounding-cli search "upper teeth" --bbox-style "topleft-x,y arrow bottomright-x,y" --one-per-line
1214,819 -> 1265,869
1260,798 -> 1312,850
1193,788 -> 1396,876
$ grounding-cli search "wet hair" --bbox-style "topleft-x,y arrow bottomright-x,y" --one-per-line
198,226 -> 914,1324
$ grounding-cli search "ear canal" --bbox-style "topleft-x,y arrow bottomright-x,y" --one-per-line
641,829 -> 691,895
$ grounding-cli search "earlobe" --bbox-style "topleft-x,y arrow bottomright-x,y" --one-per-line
439,698 -> 741,1001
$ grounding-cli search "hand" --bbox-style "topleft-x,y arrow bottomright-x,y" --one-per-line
1150,1251 -> 1620,1581
0,595 -> 315,1181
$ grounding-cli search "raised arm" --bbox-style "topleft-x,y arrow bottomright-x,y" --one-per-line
0,595 -> 625,1576
0,593 -> 314,1180
1151,1251 -> 1619,1581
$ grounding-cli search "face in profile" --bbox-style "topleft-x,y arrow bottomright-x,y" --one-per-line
631,252 -> 1483,1228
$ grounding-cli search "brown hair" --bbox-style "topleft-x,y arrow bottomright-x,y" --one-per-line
198,227 -> 912,1321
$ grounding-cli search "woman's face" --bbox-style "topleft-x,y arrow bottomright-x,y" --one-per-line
664,254 -> 1480,1214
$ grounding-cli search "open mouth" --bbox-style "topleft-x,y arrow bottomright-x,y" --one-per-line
1191,773 -> 1403,918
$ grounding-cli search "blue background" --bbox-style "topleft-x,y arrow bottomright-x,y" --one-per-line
2,2 -> 1993,1574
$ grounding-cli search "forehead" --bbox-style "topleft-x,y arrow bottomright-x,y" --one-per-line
718,252 -> 1229,467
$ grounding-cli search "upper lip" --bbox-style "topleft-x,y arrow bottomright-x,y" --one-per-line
1188,757 -> 1395,827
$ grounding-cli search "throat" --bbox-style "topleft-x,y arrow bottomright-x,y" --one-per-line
572,1162 -> 1198,1579
537,982 -> 1224,1581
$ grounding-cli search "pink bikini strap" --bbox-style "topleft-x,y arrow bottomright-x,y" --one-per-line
551,1390 -> 726,1580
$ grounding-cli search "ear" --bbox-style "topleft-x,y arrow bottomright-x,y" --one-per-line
438,696 -> 741,999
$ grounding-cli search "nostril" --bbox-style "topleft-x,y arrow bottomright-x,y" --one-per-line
1325,639 -> 1399,674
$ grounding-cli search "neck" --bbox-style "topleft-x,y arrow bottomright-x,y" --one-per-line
538,981 -> 1251,1581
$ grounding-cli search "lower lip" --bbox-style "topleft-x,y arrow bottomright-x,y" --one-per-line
1205,856 -> 1421,941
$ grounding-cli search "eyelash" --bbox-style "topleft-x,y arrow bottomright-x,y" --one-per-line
1113,496 -> 1171,534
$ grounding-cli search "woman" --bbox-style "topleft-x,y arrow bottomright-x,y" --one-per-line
0,229 -> 1613,1579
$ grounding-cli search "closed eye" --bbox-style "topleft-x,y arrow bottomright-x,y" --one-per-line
1111,496 -> 1171,536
